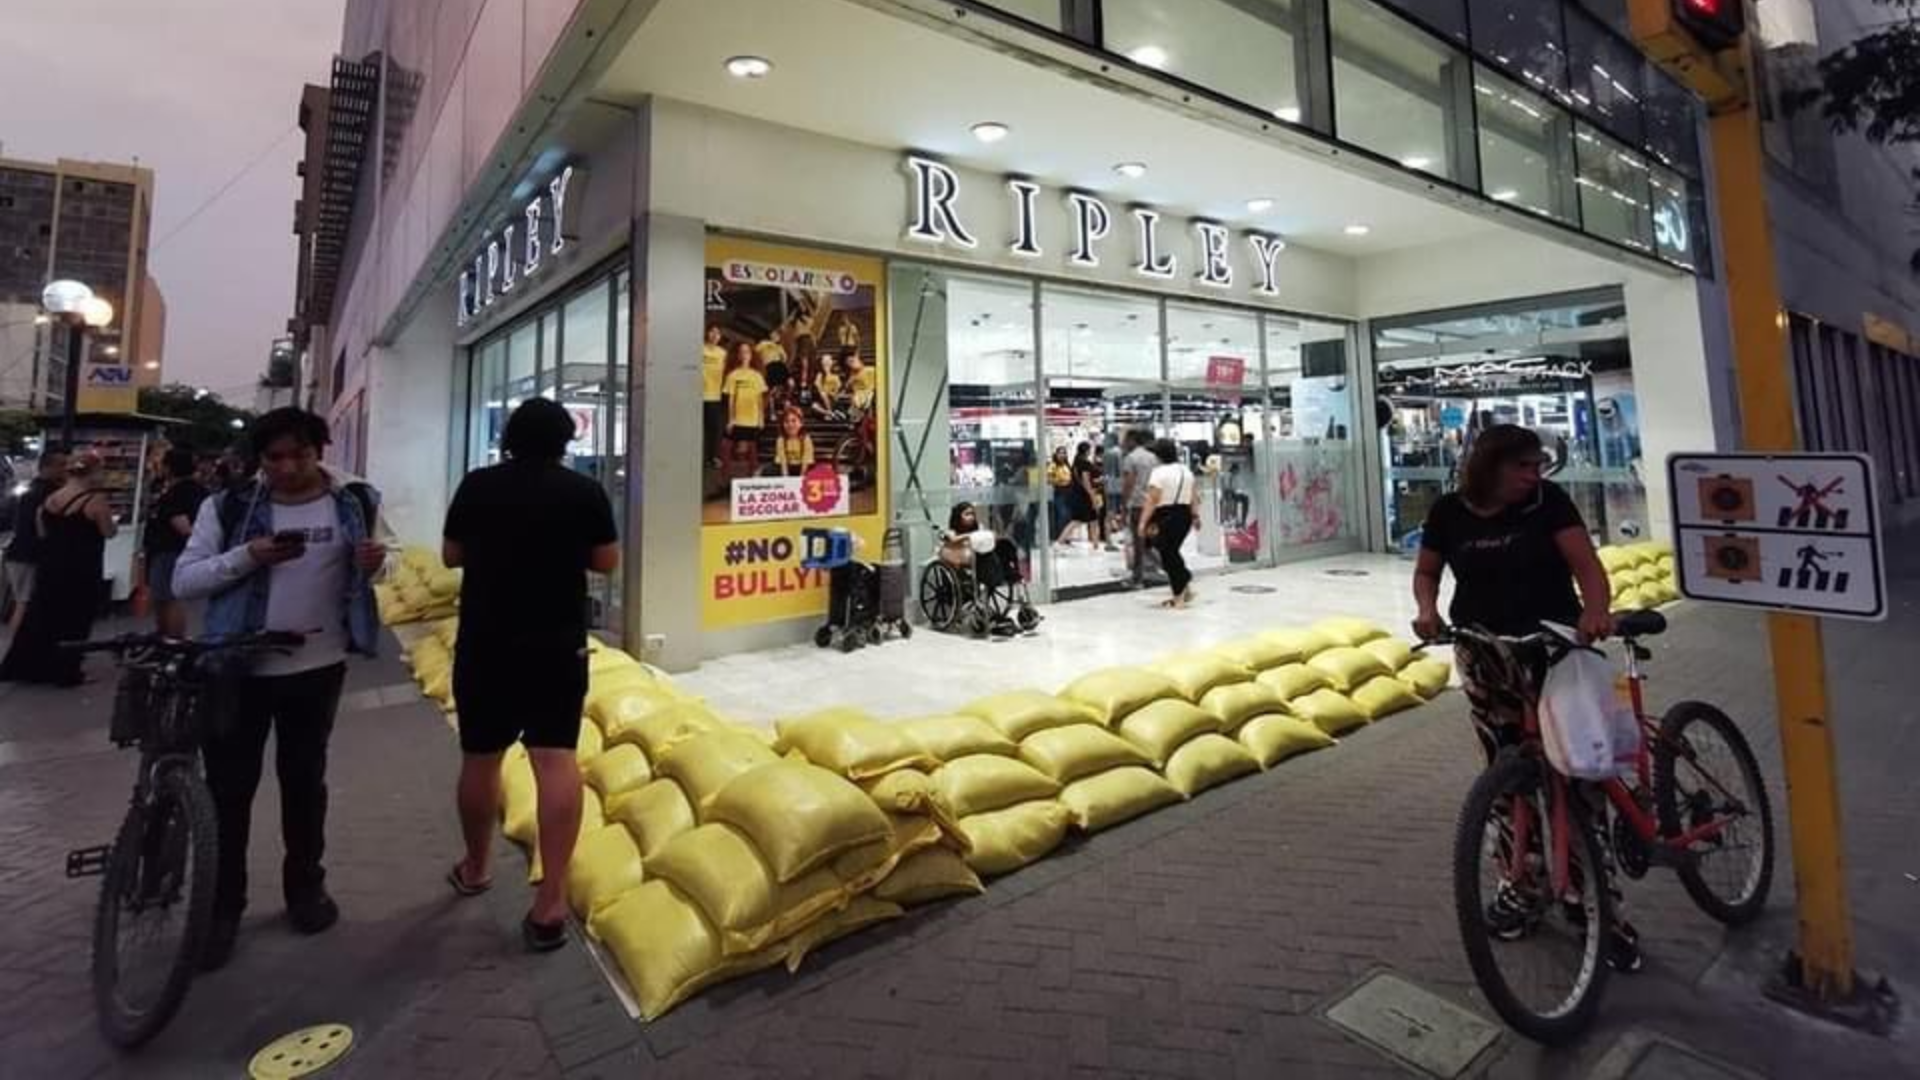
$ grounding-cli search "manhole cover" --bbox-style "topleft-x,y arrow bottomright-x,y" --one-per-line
249,1024 -> 354,1079
1231,585 -> 1279,594
1324,569 -> 1372,578
1322,972 -> 1499,1079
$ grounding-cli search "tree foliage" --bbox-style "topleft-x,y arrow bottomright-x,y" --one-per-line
137,384 -> 255,455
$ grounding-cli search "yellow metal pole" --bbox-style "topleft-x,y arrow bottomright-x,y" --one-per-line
1706,55 -> 1857,999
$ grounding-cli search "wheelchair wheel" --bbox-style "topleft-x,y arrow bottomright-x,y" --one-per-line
813,626 -> 833,649
918,564 -> 961,631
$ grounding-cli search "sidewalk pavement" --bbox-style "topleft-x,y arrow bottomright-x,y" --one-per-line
2,541 -> 1917,1078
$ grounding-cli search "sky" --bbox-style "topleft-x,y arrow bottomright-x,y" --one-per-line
0,0 -> 347,400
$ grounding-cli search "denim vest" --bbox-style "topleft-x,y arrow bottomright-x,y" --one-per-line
202,480 -> 382,658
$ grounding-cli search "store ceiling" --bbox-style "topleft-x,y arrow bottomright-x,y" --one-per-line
596,0 -> 1505,254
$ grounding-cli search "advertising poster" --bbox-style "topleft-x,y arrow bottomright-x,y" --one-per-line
700,237 -> 887,630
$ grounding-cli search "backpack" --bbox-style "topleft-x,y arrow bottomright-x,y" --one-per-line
216,481 -> 377,553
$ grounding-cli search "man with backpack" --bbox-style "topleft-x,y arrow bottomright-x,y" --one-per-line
172,408 -> 388,971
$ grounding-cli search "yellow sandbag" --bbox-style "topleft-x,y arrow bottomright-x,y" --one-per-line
1627,541 -> 1662,565
1261,627 -> 1335,661
1059,668 -> 1182,727
960,690 -> 1094,742
409,635 -> 450,678
426,567 -> 461,599
1164,734 -> 1261,796
706,760 -> 895,883
646,824 -> 850,956
1257,663 -> 1332,702
567,824 -> 646,923
1198,682 -> 1287,734
958,801 -> 1073,876
1598,546 -> 1636,573
607,779 -> 697,862
431,617 -> 459,648
421,666 -> 453,709
1350,675 -> 1425,720
1400,658 -> 1454,698
592,882 -> 786,1021
1212,636 -> 1300,672
933,755 -> 1062,819
500,750 -> 537,845
656,730 -> 779,813
1312,617 -> 1390,648
586,661 -> 661,701
613,703 -> 725,762
373,582 -> 403,626
1306,646 -> 1394,693
1017,724 -> 1151,785
1149,653 -> 1252,702
1116,699 -> 1220,767
1238,714 -> 1335,768
862,771 -> 964,843
775,708 -> 935,780
1359,637 -> 1417,673
587,681 -> 676,733
400,545 -> 438,574
1058,766 -> 1183,832
784,896 -> 905,973
899,714 -> 1019,763
873,846 -> 984,907
584,744 -> 653,800
576,720 -> 605,763
1289,688 -> 1370,736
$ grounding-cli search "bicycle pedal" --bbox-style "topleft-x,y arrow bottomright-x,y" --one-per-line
66,844 -> 111,878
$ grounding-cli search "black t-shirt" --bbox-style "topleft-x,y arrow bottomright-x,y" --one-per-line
144,479 -> 208,556
443,461 -> 618,649
1421,481 -> 1585,635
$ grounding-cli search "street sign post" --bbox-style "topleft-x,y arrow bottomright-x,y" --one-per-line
1668,453 -> 1886,621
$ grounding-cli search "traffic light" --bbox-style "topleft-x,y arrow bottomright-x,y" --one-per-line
1673,0 -> 1746,51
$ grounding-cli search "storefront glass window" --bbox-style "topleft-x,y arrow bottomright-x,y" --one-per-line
941,273 -> 1044,582
1469,0 -> 1570,100
1641,65 -> 1701,177
1648,164 -> 1696,269
1575,121 -> 1654,252
1475,64 -> 1578,223
1103,0 -> 1310,130
1041,286 -> 1161,383
1564,6 -> 1644,147
1266,317 -> 1361,549
979,0 -> 1063,31
504,322 -> 537,408
1167,303 -> 1262,573
1376,0 -> 1467,43
1330,0 -> 1475,184
471,338 -> 506,467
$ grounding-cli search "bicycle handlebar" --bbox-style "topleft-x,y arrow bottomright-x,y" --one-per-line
61,631 -> 308,656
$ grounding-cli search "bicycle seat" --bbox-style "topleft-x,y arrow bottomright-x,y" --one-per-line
1615,610 -> 1668,639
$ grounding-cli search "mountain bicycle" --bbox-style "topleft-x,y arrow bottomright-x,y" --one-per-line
1432,610 -> 1775,1045
62,630 -> 305,1049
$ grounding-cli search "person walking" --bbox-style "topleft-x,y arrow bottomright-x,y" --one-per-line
1119,429 -> 1159,588
2,448 -> 68,636
143,448 -> 208,638
1059,441 -> 1100,549
442,398 -> 619,952
1136,439 -> 1200,609
0,451 -> 114,685
172,408 -> 388,970
1046,446 -> 1074,543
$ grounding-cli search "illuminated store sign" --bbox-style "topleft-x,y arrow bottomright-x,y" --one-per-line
457,166 -> 581,328
905,156 -> 1287,297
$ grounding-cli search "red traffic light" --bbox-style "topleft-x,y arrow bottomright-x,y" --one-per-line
1674,0 -> 1745,50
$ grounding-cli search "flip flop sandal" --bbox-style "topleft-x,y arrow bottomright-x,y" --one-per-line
522,914 -> 568,953
447,863 -> 492,898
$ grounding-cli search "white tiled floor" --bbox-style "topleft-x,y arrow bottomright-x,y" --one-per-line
677,551 -> 1450,728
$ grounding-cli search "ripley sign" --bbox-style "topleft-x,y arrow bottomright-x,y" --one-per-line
457,166 -> 583,328
904,155 -> 1289,298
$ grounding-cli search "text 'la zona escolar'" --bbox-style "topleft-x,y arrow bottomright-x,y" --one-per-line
904,156 -> 1288,297
712,567 -> 827,600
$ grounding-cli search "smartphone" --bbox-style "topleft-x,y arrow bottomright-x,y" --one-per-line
272,529 -> 308,550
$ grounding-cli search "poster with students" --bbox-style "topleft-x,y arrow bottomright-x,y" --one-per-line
699,237 -> 887,631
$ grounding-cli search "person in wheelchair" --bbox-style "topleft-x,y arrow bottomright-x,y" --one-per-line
925,502 -> 1038,637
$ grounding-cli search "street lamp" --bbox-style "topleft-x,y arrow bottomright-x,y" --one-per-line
41,279 -> 114,449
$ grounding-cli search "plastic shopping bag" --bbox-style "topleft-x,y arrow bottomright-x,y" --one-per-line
1538,634 -> 1640,780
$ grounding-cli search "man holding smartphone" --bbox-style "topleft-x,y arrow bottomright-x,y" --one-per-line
173,408 -> 387,971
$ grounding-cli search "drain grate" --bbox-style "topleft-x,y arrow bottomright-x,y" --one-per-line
1324,569 -> 1372,578
1321,972 -> 1500,1079
1230,585 -> 1279,594
249,1024 -> 355,1079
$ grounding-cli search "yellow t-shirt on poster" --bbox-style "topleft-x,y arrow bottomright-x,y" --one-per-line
724,367 -> 768,429
847,367 -> 877,409
775,435 -> 815,470
815,372 -> 842,400
702,344 -> 726,402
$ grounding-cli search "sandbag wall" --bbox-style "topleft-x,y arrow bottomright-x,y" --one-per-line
1598,541 -> 1679,612
450,616 -> 1454,1021
374,545 -> 461,626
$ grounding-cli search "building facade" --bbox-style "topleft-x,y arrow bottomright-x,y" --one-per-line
307,0 -> 1750,670
0,154 -> 163,413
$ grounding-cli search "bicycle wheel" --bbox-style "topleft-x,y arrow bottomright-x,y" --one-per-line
92,764 -> 217,1048
1652,701 -> 1775,926
1454,754 -> 1611,1046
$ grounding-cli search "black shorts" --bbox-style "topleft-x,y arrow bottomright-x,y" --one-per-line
453,637 -> 587,755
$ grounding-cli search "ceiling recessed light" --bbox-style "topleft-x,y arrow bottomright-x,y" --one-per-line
1400,155 -> 1433,170
724,55 -> 773,79
1127,45 -> 1169,69
971,121 -> 1010,144
1246,197 -> 1275,214
1274,105 -> 1302,123
1344,224 -> 1372,237
1490,188 -> 1520,202
1113,161 -> 1148,179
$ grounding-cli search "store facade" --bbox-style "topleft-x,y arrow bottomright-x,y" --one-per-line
319,0 -> 1732,671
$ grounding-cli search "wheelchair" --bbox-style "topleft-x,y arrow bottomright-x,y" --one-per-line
918,531 -> 1042,638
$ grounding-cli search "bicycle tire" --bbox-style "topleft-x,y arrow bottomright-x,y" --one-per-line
92,765 -> 218,1049
1652,701 -> 1775,927
1453,754 -> 1611,1046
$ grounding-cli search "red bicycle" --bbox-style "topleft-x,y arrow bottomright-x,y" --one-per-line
1437,610 -> 1775,1044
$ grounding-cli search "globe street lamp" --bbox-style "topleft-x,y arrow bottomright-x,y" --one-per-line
41,279 -> 115,448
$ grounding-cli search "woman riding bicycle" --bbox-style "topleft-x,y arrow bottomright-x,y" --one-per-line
1409,424 -> 1641,970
